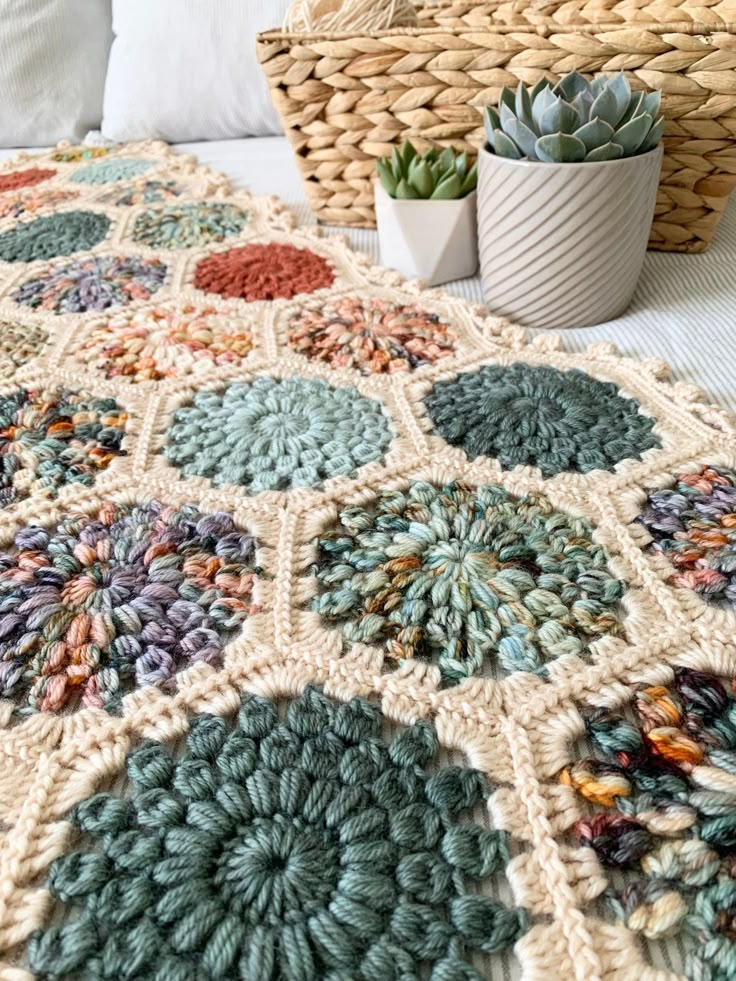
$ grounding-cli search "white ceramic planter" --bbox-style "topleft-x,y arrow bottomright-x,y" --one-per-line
375,183 -> 478,286
477,144 -> 664,329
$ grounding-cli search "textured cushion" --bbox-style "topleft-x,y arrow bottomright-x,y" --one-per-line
0,0 -> 112,148
101,0 -> 290,142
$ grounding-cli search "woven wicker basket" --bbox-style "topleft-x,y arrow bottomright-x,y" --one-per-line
257,0 -> 736,251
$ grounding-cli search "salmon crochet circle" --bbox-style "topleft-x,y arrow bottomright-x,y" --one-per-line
193,243 -> 335,301
0,168 -> 56,193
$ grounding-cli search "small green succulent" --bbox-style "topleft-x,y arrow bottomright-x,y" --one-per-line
484,72 -> 665,163
377,141 -> 478,200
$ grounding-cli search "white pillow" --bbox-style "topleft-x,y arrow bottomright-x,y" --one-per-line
102,0 -> 290,142
0,0 -> 112,148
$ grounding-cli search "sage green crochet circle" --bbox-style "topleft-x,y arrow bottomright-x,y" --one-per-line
130,202 -> 249,250
69,158 -> 155,185
424,363 -> 659,477
165,376 -> 393,493
0,210 -> 110,262
28,687 -> 527,980
313,480 -> 626,684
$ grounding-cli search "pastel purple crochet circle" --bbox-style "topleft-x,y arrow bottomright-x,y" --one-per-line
12,255 -> 168,314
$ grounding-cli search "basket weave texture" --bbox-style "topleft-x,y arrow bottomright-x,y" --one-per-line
257,0 -> 736,251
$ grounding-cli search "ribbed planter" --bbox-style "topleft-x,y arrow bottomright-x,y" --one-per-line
477,145 -> 663,329
375,184 -> 478,287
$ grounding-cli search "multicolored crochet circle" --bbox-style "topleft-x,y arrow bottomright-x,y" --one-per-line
51,147 -> 112,163
0,188 -> 79,221
194,243 -> 335,301
313,480 -> 626,683
97,180 -> 183,207
165,376 -> 393,493
76,303 -> 254,382
561,667 -> 736,980
0,322 -> 47,379
0,168 -> 56,193
638,464 -> 736,605
288,296 -> 456,374
130,202 -> 249,250
29,686 -> 526,979
0,388 -> 127,508
69,158 -> 155,185
424,363 -> 659,477
0,501 -> 260,714
12,255 -> 167,314
0,210 -> 111,263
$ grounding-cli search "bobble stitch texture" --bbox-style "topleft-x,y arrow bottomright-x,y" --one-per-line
194,243 -> 335,301
28,687 -> 526,979
0,387 -> 127,508
425,363 -> 659,477
69,158 -> 155,185
165,376 -> 393,493
130,202 -> 249,250
0,210 -> 111,263
0,168 -> 56,192
312,480 -> 626,683
0,501 -> 260,713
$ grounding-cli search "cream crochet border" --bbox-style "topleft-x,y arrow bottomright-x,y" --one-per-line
0,140 -> 733,980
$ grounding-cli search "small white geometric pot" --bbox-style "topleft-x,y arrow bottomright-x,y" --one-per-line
477,144 -> 664,329
375,183 -> 478,287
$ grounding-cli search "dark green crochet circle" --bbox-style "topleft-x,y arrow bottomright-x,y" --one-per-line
424,363 -> 659,477
0,210 -> 110,263
28,687 -> 527,980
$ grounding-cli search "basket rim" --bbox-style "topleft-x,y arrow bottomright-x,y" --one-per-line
257,18 -> 736,41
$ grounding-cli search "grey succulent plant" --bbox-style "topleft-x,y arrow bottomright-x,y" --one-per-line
377,141 -> 477,199
484,72 -> 665,163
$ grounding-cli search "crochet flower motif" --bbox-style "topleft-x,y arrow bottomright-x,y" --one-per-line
12,255 -> 167,314
194,242 -> 335,301
29,687 -> 526,979
130,202 -> 249,250
0,210 -> 111,263
0,168 -> 56,193
51,147 -> 112,163
76,303 -> 254,382
0,501 -> 260,714
165,376 -> 393,493
638,464 -> 736,606
69,158 -> 155,185
424,363 -> 659,477
0,388 -> 127,509
561,668 -> 736,980
0,321 -> 47,379
0,188 -> 79,221
96,179 -> 183,207
288,296 -> 457,374
313,480 -> 626,683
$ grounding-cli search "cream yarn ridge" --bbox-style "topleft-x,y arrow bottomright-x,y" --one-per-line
283,0 -> 418,32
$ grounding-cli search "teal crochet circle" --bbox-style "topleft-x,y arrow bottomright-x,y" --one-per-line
28,687 -> 526,980
165,376 -> 393,493
0,210 -> 110,262
130,202 -> 249,249
424,363 -> 659,476
69,158 -> 155,185
313,480 -> 626,683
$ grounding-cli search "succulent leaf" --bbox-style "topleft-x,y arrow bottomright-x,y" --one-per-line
484,106 -> 501,149
494,131 -> 523,159
643,91 -> 662,119
409,159 -> 434,198
614,113 -> 653,155
589,87 -> 622,129
431,172 -> 463,199
555,71 -> 589,102
574,117 -> 614,152
438,147 -> 455,173
499,86 -> 516,114
459,161 -> 478,197
531,78 -> 551,100
377,158 -> 397,196
515,82 -> 534,129
401,141 -> 417,170
540,98 -> 581,136
640,116 -> 665,153
395,178 -> 419,200
504,117 -> 539,158
535,133 -> 586,163
607,73 -> 633,126
585,143 -> 624,162
531,86 -> 558,132
391,146 -> 405,179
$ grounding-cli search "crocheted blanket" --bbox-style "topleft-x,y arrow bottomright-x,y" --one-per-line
0,141 -> 735,981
